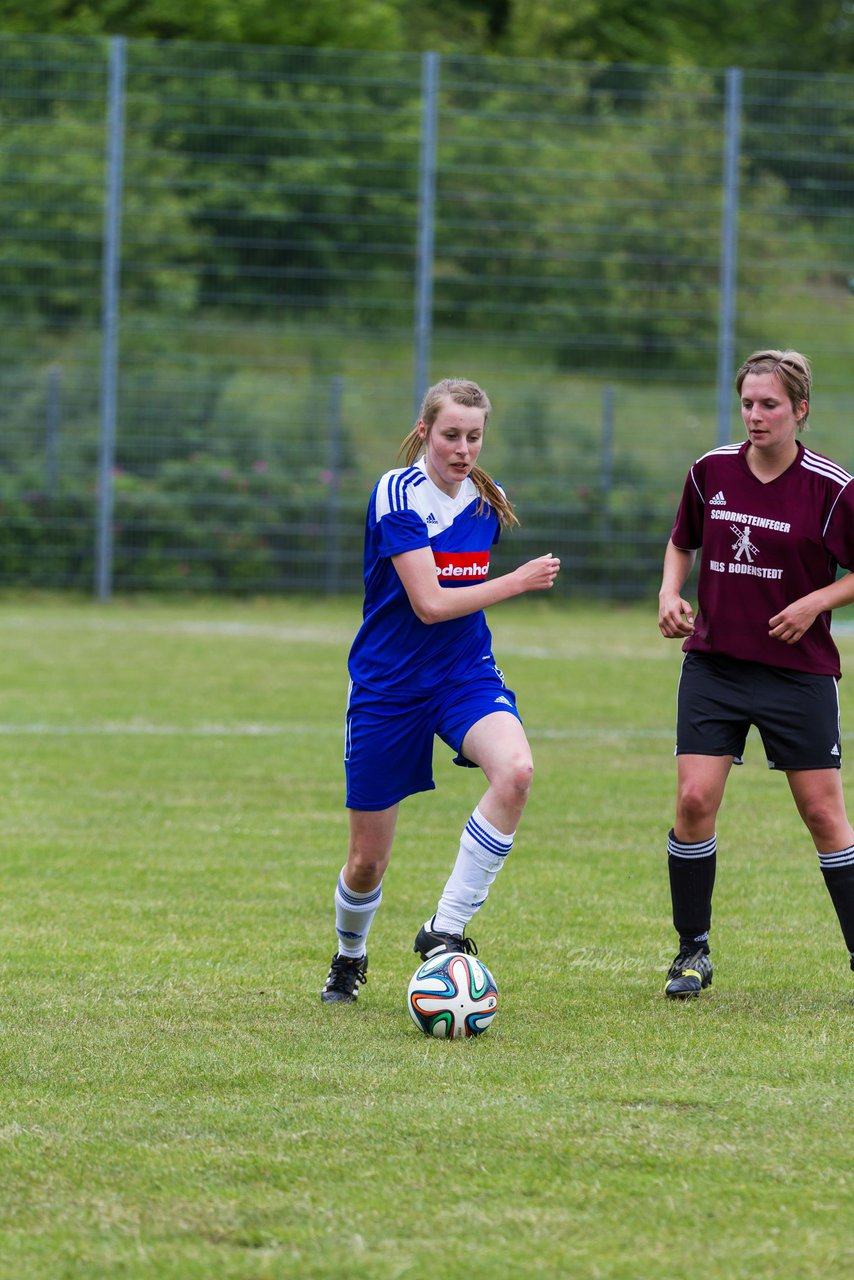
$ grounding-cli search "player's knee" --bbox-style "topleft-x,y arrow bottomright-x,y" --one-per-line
677,783 -> 717,829
346,847 -> 389,888
498,752 -> 533,804
797,796 -> 840,844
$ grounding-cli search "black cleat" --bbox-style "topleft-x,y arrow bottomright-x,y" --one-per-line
664,946 -> 713,999
320,953 -> 368,1004
414,919 -> 478,962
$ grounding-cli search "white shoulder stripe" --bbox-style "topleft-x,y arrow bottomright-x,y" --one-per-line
696,443 -> 742,463
801,448 -> 852,488
690,443 -> 740,501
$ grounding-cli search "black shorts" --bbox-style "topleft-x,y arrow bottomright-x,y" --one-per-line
676,651 -> 842,771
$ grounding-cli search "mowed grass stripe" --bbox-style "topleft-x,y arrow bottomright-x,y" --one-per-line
0,722 -> 675,739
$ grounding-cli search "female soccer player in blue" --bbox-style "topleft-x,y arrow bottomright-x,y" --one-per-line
321,378 -> 560,1003
659,349 -> 854,998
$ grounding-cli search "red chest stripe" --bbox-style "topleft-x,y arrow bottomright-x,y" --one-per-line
432,550 -> 490,584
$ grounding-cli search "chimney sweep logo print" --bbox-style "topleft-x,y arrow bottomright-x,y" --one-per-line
731,523 -> 758,564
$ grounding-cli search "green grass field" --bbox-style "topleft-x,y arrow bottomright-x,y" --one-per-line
0,594 -> 851,1279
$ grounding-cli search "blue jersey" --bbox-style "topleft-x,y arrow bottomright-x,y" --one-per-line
347,457 -> 503,694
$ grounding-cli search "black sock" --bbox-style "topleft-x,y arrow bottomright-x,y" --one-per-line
668,828 -> 716,952
817,847 -> 854,968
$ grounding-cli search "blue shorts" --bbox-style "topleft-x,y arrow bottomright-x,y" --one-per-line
344,665 -> 522,811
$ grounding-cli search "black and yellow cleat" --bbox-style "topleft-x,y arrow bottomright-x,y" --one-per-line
664,947 -> 713,999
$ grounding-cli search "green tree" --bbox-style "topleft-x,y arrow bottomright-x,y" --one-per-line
0,36 -> 203,327
423,61 -> 826,372
498,1 -> 854,72
3,0 -> 854,70
0,0 -> 408,48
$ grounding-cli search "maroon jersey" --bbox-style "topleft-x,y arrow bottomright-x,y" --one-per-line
670,440 -> 854,677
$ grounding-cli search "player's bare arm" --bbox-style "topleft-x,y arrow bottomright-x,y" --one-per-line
393,545 -> 560,625
769,570 -> 854,645
658,540 -> 696,638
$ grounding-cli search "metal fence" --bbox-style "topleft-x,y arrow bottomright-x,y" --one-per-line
2,34 -> 854,598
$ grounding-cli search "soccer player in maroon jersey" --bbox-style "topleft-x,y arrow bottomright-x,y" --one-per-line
658,349 -> 854,997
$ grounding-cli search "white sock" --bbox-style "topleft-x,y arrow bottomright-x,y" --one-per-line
334,868 -> 382,958
433,806 -> 515,935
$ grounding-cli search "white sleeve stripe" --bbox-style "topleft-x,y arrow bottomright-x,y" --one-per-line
697,444 -> 741,462
801,451 -> 853,487
822,478 -> 853,539
802,460 -> 851,484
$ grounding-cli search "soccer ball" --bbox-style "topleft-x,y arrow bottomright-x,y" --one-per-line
407,951 -> 498,1039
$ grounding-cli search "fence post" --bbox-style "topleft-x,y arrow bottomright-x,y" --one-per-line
95,35 -> 127,601
413,51 -> 439,421
325,375 -> 344,595
715,66 -> 742,448
599,383 -> 615,598
600,383 -> 615,538
46,363 -> 61,497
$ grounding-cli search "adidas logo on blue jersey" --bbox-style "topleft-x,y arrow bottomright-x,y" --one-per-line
425,512 -> 438,525
494,695 -> 512,706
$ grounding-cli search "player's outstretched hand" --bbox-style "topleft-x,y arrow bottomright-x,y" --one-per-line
515,553 -> 561,593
